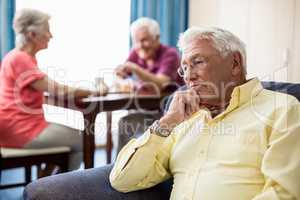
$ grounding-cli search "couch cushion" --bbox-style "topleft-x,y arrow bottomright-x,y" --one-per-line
24,164 -> 172,200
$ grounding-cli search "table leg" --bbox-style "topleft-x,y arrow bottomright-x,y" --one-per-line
83,111 -> 97,169
106,112 -> 113,164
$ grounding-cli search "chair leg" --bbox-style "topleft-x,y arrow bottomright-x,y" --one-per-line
25,166 -> 31,184
37,164 -> 43,178
58,157 -> 68,173
38,163 -> 58,178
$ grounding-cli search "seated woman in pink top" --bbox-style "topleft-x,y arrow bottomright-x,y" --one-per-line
0,8 -> 105,172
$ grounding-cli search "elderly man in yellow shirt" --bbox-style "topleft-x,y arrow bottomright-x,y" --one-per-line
110,27 -> 300,200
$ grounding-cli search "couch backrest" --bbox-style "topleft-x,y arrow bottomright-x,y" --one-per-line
164,81 -> 300,113
262,81 -> 300,101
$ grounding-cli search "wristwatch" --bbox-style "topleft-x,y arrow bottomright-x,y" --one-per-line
149,120 -> 172,137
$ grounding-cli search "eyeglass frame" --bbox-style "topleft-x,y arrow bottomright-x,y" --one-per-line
177,53 -> 228,78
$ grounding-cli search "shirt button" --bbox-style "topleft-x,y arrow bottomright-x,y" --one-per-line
199,150 -> 205,155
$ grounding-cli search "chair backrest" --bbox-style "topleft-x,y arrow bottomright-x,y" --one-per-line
164,81 -> 300,113
0,147 -> 71,189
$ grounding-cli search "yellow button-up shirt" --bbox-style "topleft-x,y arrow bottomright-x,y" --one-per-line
110,78 -> 300,200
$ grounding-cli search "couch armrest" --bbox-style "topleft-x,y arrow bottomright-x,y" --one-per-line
23,164 -> 172,200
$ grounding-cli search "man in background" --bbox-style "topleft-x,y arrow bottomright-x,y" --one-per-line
115,17 -> 183,153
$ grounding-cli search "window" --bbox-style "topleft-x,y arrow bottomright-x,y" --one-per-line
16,1 -> 131,145
16,1 -> 130,83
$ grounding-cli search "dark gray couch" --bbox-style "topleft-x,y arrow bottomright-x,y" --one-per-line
24,164 -> 172,200
24,81 -> 300,200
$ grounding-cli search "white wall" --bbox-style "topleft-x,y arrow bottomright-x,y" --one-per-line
293,1 -> 300,82
189,0 -> 300,82
189,0 -> 218,27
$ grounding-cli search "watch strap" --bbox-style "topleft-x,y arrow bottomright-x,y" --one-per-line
149,120 -> 172,137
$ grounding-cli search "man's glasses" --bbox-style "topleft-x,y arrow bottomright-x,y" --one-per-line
177,57 -> 209,78
177,54 -> 222,78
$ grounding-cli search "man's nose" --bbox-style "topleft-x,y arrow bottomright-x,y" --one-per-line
141,40 -> 151,48
184,67 -> 197,82
48,31 -> 53,39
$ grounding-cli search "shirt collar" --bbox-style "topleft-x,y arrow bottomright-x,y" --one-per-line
220,78 -> 263,113
233,77 -> 263,106
214,78 -> 263,121
153,44 -> 162,60
189,78 -> 264,123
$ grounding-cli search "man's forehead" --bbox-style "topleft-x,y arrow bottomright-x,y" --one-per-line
185,38 -> 214,51
181,51 -> 204,62
134,27 -> 151,35
133,28 -> 153,39
182,40 -> 218,60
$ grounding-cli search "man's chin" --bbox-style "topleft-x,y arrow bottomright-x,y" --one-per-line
193,89 -> 217,99
195,91 -> 219,103
138,51 -> 151,59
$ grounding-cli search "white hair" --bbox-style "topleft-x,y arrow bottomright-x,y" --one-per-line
178,27 -> 247,74
13,8 -> 50,47
130,17 -> 160,39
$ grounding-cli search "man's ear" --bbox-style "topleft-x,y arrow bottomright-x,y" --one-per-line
232,52 -> 243,76
155,35 -> 160,42
25,31 -> 36,40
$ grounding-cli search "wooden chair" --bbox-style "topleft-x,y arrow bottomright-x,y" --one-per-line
0,146 -> 70,189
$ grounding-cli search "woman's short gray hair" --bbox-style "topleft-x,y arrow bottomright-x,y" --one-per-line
178,27 -> 247,74
130,17 -> 160,39
13,8 -> 50,47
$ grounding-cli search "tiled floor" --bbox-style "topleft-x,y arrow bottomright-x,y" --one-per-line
0,148 -> 115,200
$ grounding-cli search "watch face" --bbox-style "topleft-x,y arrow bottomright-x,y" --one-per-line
159,130 -> 170,137
150,120 -> 170,137
157,126 -> 170,137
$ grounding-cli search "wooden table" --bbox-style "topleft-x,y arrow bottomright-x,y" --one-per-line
45,93 -> 169,168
